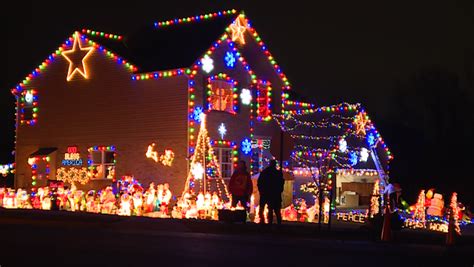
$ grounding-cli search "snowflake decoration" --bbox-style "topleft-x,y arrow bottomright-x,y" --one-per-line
367,132 -> 376,147
25,91 -> 34,104
201,55 -> 214,73
338,138 -> 347,153
225,51 -> 236,68
349,152 -> 358,166
218,123 -> 227,139
241,138 -> 252,155
240,88 -> 252,105
191,162 -> 204,180
360,148 -> 369,162
192,106 -> 204,123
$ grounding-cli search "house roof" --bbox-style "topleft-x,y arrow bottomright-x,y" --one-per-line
273,102 -> 393,173
84,10 -> 237,73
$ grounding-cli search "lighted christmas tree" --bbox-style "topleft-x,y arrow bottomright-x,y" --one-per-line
182,114 -> 230,201
449,192 -> 461,235
413,190 -> 426,225
369,179 -> 380,217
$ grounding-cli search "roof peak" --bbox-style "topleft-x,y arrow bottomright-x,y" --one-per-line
153,9 -> 239,29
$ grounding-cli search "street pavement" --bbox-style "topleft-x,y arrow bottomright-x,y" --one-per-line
0,208 -> 472,266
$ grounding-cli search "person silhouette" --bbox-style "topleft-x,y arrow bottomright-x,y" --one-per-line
258,159 -> 284,226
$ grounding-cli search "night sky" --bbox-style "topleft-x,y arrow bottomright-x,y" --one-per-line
4,1 -> 474,206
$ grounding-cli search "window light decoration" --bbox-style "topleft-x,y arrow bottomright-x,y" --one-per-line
28,156 -> 50,187
240,88 -> 252,105
201,55 -> 214,73
256,80 -> 272,121
207,73 -> 238,114
19,89 -> 38,125
62,32 -> 95,81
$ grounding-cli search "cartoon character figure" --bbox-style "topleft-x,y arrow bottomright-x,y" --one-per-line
119,193 -> 132,216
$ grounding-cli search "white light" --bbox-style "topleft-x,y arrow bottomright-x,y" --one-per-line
339,138 -> 347,153
25,92 -> 33,104
218,123 -> 227,139
360,148 -> 369,162
240,88 -> 252,105
201,55 -> 214,73
191,162 -> 204,180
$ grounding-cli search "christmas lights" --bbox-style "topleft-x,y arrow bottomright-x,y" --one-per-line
241,138 -> 252,155
201,55 -> 214,73
28,156 -> 50,186
56,167 -> 90,185
224,51 -> 236,68
240,88 -> 252,105
0,164 -> 15,177
354,111 -> 369,136
218,123 -> 227,139
154,9 -> 237,28
229,15 -> 247,45
81,29 -> 123,40
256,80 -> 272,121
207,73 -> 238,114
19,89 -> 38,125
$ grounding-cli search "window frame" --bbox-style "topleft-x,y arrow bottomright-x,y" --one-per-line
88,148 -> 116,180
207,73 -> 238,114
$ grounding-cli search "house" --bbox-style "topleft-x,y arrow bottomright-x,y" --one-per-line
10,9 -> 392,207
11,10 -> 291,195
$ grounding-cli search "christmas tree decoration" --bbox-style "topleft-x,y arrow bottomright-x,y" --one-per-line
229,15 -> 247,45
240,88 -> 252,105
201,55 -> 214,73
241,138 -> 252,155
62,32 -> 94,81
413,190 -> 426,225
218,123 -> 227,139
224,51 -> 236,68
182,114 -> 230,201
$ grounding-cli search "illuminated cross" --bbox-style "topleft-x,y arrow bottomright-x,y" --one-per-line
229,15 -> 247,45
354,112 -> 369,136
62,32 -> 94,81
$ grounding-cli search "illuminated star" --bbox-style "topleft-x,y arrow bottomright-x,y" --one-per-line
218,123 -> 227,139
229,15 -> 247,44
354,112 -> 369,135
62,32 -> 94,81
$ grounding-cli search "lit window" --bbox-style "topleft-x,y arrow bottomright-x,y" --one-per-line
20,89 -> 38,125
256,81 -> 272,121
88,148 -> 116,179
208,80 -> 235,113
214,147 -> 233,180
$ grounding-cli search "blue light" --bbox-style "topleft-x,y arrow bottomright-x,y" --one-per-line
367,132 -> 376,147
193,106 -> 204,122
241,138 -> 252,155
349,152 -> 358,166
224,51 -> 236,68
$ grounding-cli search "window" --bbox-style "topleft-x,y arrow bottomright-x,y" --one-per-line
89,149 -> 116,179
256,81 -> 272,121
251,138 -> 271,173
214,147 -> 233,180
208,79 -> 235,113
20,89 -> 38,125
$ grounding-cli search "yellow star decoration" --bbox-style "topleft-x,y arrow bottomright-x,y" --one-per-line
229,15 -> 247,45
62,32 -> 94,81
354,112 -> 370,135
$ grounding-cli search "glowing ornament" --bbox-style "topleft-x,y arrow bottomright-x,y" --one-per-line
193,106 -> 204,122
201,55 -> 214,73
229,15 -> 247,45
241,138 -> 252,155
367,132 -> 376,147
62,32 -> 94,81
338,138 -> 347,153
224,51 -> 236,68
191,162 -> 204,180
218,123 -> 227,140
159,149 -> 175,166
240,88 -> 252,105
354,112 -> 369,136
360,148 -> 369,162
24,91 -> 34,104
349,152 -> 358,166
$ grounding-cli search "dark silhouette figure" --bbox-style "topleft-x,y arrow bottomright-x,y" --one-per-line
229,160 -> 253,210
258,160 -> 284,225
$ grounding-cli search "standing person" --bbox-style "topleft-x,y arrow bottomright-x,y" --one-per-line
258,159 -> 285,226
229,160 -> 253,210
383,182 -> 396,212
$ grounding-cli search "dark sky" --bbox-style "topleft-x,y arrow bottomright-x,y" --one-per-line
4,0 -> 474,206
